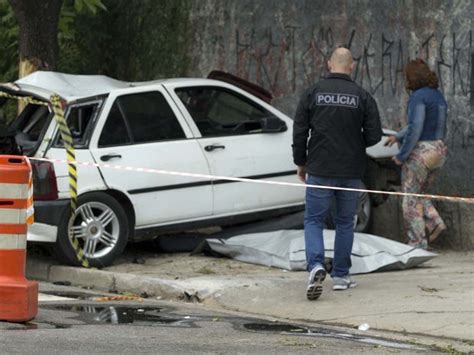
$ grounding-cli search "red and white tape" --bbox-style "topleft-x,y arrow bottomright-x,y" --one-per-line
30,157 -> 474,204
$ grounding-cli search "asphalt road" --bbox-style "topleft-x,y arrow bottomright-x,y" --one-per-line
0,283 -> 436,354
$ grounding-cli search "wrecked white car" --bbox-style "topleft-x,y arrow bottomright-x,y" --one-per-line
0,71 -> 399,267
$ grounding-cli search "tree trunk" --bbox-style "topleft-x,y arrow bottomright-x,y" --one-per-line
8,0 -> 63,78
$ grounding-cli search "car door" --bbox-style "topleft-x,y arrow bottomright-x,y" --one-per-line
166,83 -> 303,216
89,87 -> 213,227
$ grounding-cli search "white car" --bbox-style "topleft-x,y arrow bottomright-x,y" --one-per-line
0,71 -> 399,267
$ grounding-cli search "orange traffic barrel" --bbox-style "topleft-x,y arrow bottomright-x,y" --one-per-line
0,155 -> 38,322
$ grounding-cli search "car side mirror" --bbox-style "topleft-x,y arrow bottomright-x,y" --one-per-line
260,116 -> 287,133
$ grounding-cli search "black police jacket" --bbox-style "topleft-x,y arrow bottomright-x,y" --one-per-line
292,73 -> 382,179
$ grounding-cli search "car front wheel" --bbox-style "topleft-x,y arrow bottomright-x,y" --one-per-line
54,192 -> 129,267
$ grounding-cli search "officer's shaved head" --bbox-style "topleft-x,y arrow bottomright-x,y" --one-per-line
328,47 -> 354,74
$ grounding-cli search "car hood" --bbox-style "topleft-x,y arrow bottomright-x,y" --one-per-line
13,71 -> 132,101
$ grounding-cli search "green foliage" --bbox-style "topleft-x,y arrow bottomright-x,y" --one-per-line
0,0 -> 108,125
0,0 -> 192,126
73,0 -> 106,14
58,0 -> 107,74
0,0 -> 19,126
59,0 -> 106,40
0,0 -> 18,84
1,0 -> 191,82
0,0 -> 107,83
58,0 -> 192,81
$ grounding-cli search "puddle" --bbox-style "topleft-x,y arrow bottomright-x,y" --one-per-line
244,323 -> 311,333
242,322 -> 427,351
32,305 -> 428,351
44,305 -> 197,328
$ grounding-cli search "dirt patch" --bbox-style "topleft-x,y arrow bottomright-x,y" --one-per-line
106,250 -> 286,281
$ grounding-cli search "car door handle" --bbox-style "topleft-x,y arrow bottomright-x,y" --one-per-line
204,144 -> 225,152
100,154 -> 122,162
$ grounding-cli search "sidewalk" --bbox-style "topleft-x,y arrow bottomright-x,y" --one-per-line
27,249 -> 474,347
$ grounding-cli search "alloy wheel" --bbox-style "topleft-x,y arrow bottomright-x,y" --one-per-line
68,201 -> 120,259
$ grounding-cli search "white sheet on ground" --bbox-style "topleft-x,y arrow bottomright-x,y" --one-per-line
205,230 -> 436,274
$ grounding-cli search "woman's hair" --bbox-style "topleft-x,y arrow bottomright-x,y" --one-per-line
404,59 -> 439,91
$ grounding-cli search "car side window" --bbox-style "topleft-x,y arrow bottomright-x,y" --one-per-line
175,86 -> 274,137
66,104 -> 99,145
98,101 -> 131,147
99,91 -> 185,147
119,91 -> 185,144
54,102 -> 101,148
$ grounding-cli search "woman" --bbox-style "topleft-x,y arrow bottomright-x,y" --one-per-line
385,59 -> 448,249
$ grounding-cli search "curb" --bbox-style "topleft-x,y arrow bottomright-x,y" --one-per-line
26,257 -> 190,300
25,256 -> 474,353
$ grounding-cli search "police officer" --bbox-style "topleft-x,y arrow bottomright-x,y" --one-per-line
292,47 -> 382,300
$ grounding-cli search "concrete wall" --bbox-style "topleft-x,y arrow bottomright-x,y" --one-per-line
186,0 -> 473,247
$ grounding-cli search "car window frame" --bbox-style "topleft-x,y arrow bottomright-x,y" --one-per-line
51,97 -> 105,150
173,85 -> 279,139
97,98 -> 134,148
97,90 -> 190,149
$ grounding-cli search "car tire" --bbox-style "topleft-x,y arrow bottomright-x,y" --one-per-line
326,182 -> 373,233
54,192 -> 130,268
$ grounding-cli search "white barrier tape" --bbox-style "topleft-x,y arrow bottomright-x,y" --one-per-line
30,157 -> 474,204
0,234 -> 27,250
27,181 -> 34,223
28,183 -> 33,200
0,183 -> 29,200
26,206 -> 34,219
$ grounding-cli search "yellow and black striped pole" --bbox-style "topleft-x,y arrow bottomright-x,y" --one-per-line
50,95 -> 89,268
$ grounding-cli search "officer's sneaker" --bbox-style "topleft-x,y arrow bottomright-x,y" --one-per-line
332,276 -> 357,290
306,265 -> 326,300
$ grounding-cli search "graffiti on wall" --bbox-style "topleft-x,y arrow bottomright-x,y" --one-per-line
235,26 -> 473,148
235,27 -> 473,101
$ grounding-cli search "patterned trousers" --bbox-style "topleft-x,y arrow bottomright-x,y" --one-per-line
401,140 -> 448,248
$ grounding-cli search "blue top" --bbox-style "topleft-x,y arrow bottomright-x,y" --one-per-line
395,87 -> 447,162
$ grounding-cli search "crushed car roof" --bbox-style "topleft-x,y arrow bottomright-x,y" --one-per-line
12,71 -> 213,101
14,71 -> 132,100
